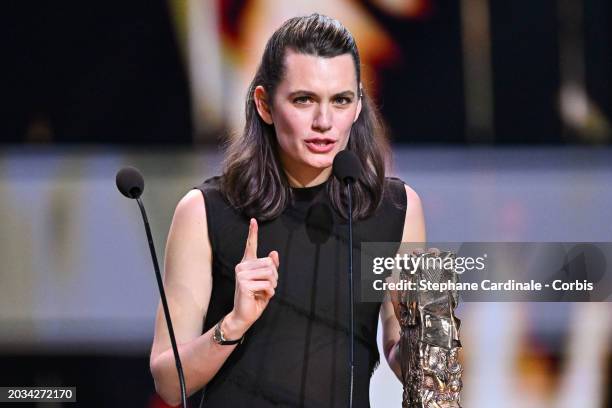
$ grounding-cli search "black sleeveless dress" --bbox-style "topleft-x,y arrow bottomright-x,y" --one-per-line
194,176 -> 407,408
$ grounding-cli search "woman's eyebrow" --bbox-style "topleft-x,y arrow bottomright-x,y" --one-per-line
287,90 -> 356,98
334,90 -> 355,97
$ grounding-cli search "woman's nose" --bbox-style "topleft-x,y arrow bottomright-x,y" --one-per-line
312,104 -> 332,132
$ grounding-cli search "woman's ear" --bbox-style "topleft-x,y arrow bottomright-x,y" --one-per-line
354,84 -> 363,123
254,86 -> 274,125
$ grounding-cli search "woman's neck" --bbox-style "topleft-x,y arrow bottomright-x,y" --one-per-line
284,167 -> 332,188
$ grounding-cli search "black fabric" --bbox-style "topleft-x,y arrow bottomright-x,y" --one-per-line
195,176 -> 407,407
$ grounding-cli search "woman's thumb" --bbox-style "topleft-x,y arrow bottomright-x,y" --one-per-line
269,250 -> 279,268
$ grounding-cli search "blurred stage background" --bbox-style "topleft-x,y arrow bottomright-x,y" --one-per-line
2,0 -> 611,407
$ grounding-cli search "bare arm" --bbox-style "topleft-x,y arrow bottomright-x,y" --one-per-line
149,190 -> 236,405
381,184 -> 426,381
149,190 -> 278,406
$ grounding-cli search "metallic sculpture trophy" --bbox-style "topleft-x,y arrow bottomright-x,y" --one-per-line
397,250 -> 463,408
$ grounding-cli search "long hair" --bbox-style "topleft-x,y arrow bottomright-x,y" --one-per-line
221,13 -> 391,221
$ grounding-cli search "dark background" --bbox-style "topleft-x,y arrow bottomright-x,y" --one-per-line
4,0 -> 611,145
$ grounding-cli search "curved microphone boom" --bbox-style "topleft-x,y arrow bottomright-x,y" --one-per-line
332,150 -> 362,408
116,166 -> 188,408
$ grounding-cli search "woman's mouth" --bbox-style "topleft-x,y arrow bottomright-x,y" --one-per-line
304,138 -> 336,153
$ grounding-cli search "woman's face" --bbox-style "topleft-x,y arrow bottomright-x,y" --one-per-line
255,49 -> 362,185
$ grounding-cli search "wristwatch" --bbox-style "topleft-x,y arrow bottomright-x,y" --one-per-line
213,316 -> 244,345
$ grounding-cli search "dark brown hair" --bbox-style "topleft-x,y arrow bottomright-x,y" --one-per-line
221,13 -> 391,221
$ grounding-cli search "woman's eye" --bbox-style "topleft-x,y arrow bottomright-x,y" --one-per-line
292,96 -> 352,105
293,96 -> 313,104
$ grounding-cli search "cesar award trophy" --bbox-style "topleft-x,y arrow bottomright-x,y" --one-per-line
398,249 -> 463,408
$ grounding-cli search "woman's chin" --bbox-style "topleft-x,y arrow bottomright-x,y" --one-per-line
304,158 -> 333,170
303,151 -> 338,167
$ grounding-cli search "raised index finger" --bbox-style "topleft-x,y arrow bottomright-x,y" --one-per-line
242,218 -> 258,261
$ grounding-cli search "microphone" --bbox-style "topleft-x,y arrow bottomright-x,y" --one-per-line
116,166 -> 188,408
332,150 -> 362,184
116,166 -> 144,199
332,150 -> 362,408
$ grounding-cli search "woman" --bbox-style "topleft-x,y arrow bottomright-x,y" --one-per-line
150,13 -> 425,407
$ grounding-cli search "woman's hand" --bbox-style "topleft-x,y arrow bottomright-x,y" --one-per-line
225,218 -> 279,338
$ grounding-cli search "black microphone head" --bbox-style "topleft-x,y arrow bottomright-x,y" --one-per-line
332,150 -> 362,184
116,166 -> 144,199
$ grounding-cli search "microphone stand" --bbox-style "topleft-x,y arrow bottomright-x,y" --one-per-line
137,198 -> 188,408
345,184 -> 355,408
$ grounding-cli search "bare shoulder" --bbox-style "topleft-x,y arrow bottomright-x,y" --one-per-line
174,189 -> 207,224
163,188 -> 212,324
166,188 -> 212,281
401,183 -> 426,243
166,189 -> 212,257
403,183 -> 422,206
